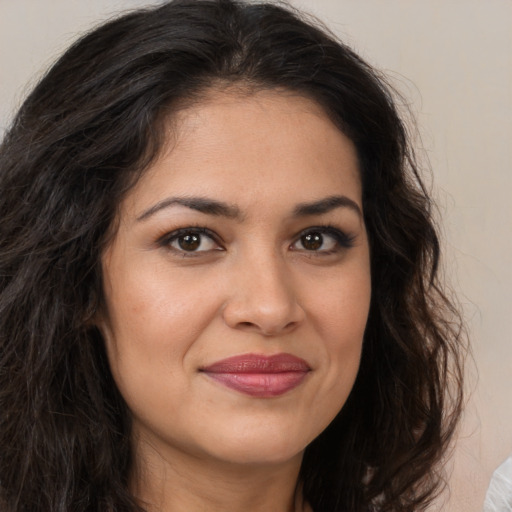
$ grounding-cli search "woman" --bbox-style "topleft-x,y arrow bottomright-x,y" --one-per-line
0,1 -> 465,511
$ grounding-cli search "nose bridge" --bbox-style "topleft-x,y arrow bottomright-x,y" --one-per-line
223,243 -> 304,335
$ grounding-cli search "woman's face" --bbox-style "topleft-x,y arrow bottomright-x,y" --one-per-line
99,90 -> 371,469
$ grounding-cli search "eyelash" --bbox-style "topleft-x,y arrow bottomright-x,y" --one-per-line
157,227 -> 222,256
293,225 -> 356,254
157,225 -> 355,257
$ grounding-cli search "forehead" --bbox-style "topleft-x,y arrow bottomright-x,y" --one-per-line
121,89 -> 362,219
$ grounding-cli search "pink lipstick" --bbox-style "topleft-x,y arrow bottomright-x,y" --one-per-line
200,353 -> 311,397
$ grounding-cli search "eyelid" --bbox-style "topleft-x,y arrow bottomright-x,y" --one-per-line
291,225 -> 356,252
157,227 -> 224,254
155,224 -> 355,257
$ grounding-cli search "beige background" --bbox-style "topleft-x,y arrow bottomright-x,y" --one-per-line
1,1 -> 511,510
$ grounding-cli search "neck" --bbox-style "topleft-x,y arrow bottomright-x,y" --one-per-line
130,440 -> 308,512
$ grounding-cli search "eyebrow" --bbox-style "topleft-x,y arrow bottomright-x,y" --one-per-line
293,195 -> 363,218
137,196 -> 243,222
136,194 -> 362,222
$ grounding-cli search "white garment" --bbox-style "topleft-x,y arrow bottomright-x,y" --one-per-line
483,456 -> 512,511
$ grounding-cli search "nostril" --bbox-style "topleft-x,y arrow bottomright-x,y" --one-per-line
222,289 -> 305,335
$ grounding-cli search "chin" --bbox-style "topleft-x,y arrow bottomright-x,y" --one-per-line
204,425 -> 314,466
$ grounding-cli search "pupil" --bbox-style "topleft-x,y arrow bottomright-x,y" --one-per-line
302,233 -> 322,250
179,234 -> 200,251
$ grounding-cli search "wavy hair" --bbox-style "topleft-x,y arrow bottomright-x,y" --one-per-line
0,1 -> 465,510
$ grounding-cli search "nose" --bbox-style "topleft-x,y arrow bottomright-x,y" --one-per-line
222,252 -> 305,337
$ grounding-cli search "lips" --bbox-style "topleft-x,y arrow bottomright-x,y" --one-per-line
200,353 -> 311,397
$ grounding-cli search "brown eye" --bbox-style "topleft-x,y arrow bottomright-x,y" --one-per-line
165,229 -> 220,253
291,228 -> 350,253
301,232 -> 323,251
178,234 -> 201,251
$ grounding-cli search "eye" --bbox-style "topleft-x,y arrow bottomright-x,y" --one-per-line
160,228 -> 222,254
291,227 -> 354,253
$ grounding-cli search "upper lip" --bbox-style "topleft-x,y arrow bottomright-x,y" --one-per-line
200,353 -> 311,373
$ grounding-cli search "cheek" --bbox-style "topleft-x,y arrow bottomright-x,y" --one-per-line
99,264 -> 222,394
104,262 -> 214,339
308,265 -> 371,405
311,258 -> 371,340
99,270 -> 222,432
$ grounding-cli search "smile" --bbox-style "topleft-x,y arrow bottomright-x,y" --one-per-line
200,353 -> 311,397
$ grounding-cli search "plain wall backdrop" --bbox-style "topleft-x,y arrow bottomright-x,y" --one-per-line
1,1 -> 511,510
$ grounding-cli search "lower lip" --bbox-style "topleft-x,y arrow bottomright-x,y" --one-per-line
204,371 -> 309,397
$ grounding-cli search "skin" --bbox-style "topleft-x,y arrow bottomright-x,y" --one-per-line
99,89 -> 371,512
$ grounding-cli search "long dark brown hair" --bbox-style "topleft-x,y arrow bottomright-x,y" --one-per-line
0,1 -> 465,510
